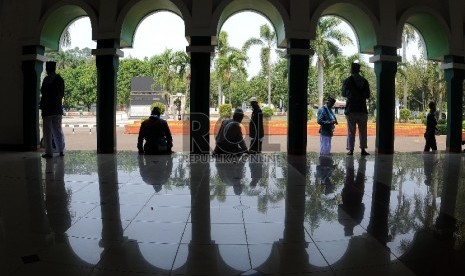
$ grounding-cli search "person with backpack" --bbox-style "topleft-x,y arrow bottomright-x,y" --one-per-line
317,97 -> 338,155
342,62 -> 371,156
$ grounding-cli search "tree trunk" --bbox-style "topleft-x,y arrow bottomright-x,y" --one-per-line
438,82 -> 443,120
267,60 -> 272,106
218,82 -> 222,106
402,36 -> 408,107
317,60 -> 324,107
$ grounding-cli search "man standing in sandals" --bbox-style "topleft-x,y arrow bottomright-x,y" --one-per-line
342,62 -> 370,156
40,61 -> 65,158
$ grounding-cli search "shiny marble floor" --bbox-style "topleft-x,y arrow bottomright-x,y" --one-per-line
0,151 -> 464,276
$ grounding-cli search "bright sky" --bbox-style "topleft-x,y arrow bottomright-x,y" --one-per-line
65,11 -> 422,76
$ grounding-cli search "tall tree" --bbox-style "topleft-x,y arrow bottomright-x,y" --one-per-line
149,49 -> 190,103
172,51 -> 191,100
401,24 -> 417,107
311,17 -> 353,107
243,24 -> 277,106
60,28 -> 71,49
117,58 -> 151,110
216,50 -> 248,104
214,31 -> 238,105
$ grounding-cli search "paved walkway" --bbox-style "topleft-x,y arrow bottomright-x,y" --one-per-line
62,127 -> 446,153
57,116 -> 450,153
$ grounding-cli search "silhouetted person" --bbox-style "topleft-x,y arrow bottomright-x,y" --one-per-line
424,101 -> 438,152
316,155 -> 336,194
338,157 -> 366,236
317,97 -> 338,156
249,158 -> 263,188
216,159 -> 245,195
137,106 -> 173,155
138,155 -> 173,192
40,61 -> 65,158
423,152 -> 440,187
249,97 -> 264,153
214,108 -> 248,156
342,62 -> 370,156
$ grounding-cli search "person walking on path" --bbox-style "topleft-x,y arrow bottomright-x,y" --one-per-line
424,101 -> 438,152
249,97 -> 264,153
317,97 -> 338,155
137,106 -> 173,155
342,62 -> 370,156
40,61 -> 65,158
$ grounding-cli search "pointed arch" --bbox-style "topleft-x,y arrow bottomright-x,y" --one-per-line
39,3 -> 97,51
212,0 -> 289,47
398,8 -> 451,60
310,1 -> 380,54
117,0 -> 190,48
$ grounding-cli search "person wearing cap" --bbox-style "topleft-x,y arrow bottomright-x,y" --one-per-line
317,97 -> 338,155
342,62 -> 370,156
249,97 -> 264,153
40,61 -> 65,158
214,108 -> 248,155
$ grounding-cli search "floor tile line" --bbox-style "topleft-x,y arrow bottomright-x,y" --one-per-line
240,196 -> 254,271
171,211 -> 191,274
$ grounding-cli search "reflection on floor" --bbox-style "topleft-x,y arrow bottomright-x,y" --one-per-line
0,151 -> 464,275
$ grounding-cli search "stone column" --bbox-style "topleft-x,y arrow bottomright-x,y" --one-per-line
370,46 -> 400,154
21,45 -> 46,151
187,37 -> 214,154
287,39 -> 311,155
92,39 -> 123,154
442,56 -> 465,153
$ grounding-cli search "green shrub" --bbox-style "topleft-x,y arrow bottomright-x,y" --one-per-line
150,102 -> 166,115
219,104 -> 232,119
418,111 -> 425,120
436,124 -> 447,135
399,108 -> 411,123
307,108 -> 314,121
262,106 -> 274,119
463,120 -> 465,129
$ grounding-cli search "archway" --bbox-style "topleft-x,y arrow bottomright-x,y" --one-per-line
397,10 -> 452,152
35,5 -> 97,152
118,8 -> 188,152
213,1 -> 289,153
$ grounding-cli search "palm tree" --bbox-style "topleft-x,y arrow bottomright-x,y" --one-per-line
214,31 -> 247,105
172,51 -> 190,100
60,29 -> 72,49
215,31 -> 235,105
150,49 -> 189,93
46,50 -> 73,70
401,24 -> 417,107
243,24 -> 276,106
216,50 -> 247,104
150,49 -> 190,109
311,17 -> 353,107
